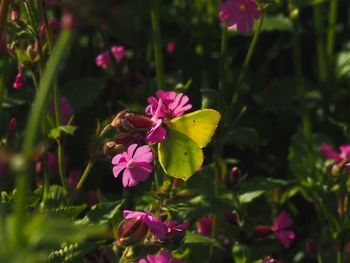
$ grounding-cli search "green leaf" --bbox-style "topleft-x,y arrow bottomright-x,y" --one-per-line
260,15 -> 292,32
224,127 -> 259,153
50,204 -> 87,219
77,200 -> 124,225
48,125 -> 78,139
184,232 -> 222,249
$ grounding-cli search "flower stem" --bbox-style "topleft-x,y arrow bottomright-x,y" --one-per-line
219,25 -> 228,94
150,0 -> 164,90
313,4 -> 327,82
326,0 -> 338,67
232,13 -> 264,104
76,160 -> 94,191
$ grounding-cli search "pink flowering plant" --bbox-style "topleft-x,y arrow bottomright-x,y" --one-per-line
1,0 -> 350,262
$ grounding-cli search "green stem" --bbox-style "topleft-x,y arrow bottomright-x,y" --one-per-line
209,215 -> 218,260
219,25 -> 228,94
337,249 -> 343,263
326,0 -> 338,67
150,0 -> 164,90
313,4 -> 327,82
0,0 -> 10,37
57,139 -> 67,188
232,13 -> 264,104
76,160 -> 94,191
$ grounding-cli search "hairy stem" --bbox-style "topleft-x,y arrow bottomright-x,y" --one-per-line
326,0 -> 338,67
0,0 -> 10,37
313,4 -> 327,82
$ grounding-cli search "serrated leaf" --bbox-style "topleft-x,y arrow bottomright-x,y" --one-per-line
50,204 -> 87,219
77,200 -> 124,225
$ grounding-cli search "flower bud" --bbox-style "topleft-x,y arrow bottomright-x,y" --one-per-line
111,110 -> 154,132
11,5 -> 20,22
103,141 -> 126,157
251,225 -> 273,238
225,166 -> 241,191
116,218 -> 149,247
13,72 -> 25,90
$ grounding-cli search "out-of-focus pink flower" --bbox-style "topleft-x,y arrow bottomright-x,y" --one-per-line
165,220 -> 189,235
13,73 -> 25,90
112,144 -> 153,187
146,91 -> 192,119
96,45 -> 126,69
272,211 -> 295,248
146,99 -> 167,143
96,51 -> 111,69
166,42 -> 176,54
219,0 -> 261,33
123,210 -> 167,237
321,143 -> 350,164
49,96 -> 73,125
197,216 -> 214,237
263,256 -> 280,263
67,170 -> 81,190
46,0 -> 57,6
138,251 -> 183,263
39,19 -> 61,40
111,45 -> 126,63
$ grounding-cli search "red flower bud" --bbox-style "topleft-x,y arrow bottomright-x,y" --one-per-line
111,110 -> 154,132
225,166 -> 242,191
251,225 -> 273,238
124,115 -> 154,129
116,218 -> 149,247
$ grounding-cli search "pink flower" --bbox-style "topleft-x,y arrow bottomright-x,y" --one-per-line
13,73 -> 25,89
166,42 -> 176,54
49,96 -> 73,125
96,51 -> 110,69
219,0 -> 261,33
263,256 -> 280,263
272,211 -> 295,248
146,99 -> 167,143
123,210 -> 167,237
321,143 -> 350,164
138,251 -> 183,263
165,220 -> 189,235
197,216 -> 214,237
145,91 -> 192,119
112,144 -> 153,187
111,45 -> 126,63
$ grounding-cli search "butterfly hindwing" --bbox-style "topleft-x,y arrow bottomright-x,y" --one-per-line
158,129 -> 203,181
169,109 -> 221,148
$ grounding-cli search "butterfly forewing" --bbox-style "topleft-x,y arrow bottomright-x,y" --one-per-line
169,109 -> 221,148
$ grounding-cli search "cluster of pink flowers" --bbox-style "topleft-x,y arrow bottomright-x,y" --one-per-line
139,251 -> 183,263
219,0 -> 261,33
95,45 -> 126,69
111,91 -> 192,187
123,210 -> 188,238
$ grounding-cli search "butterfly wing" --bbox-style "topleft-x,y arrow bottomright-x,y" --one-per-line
169,109 -> 221,148
158,129 -> 203,181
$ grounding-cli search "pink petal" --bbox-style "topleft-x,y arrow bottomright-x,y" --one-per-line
321,144 -> 340,161
276,230 -> 295,248
144,215 -> 167,237
127,144 -> 138,159
133,145 -> 153,163
112,153 -> 127,165
273,211 -> 293,231
339,144 -> 350,159
146,124 -> 167,143
122,168 -> 138,187
112,164 -> 126,178
123,210 -> 147,219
